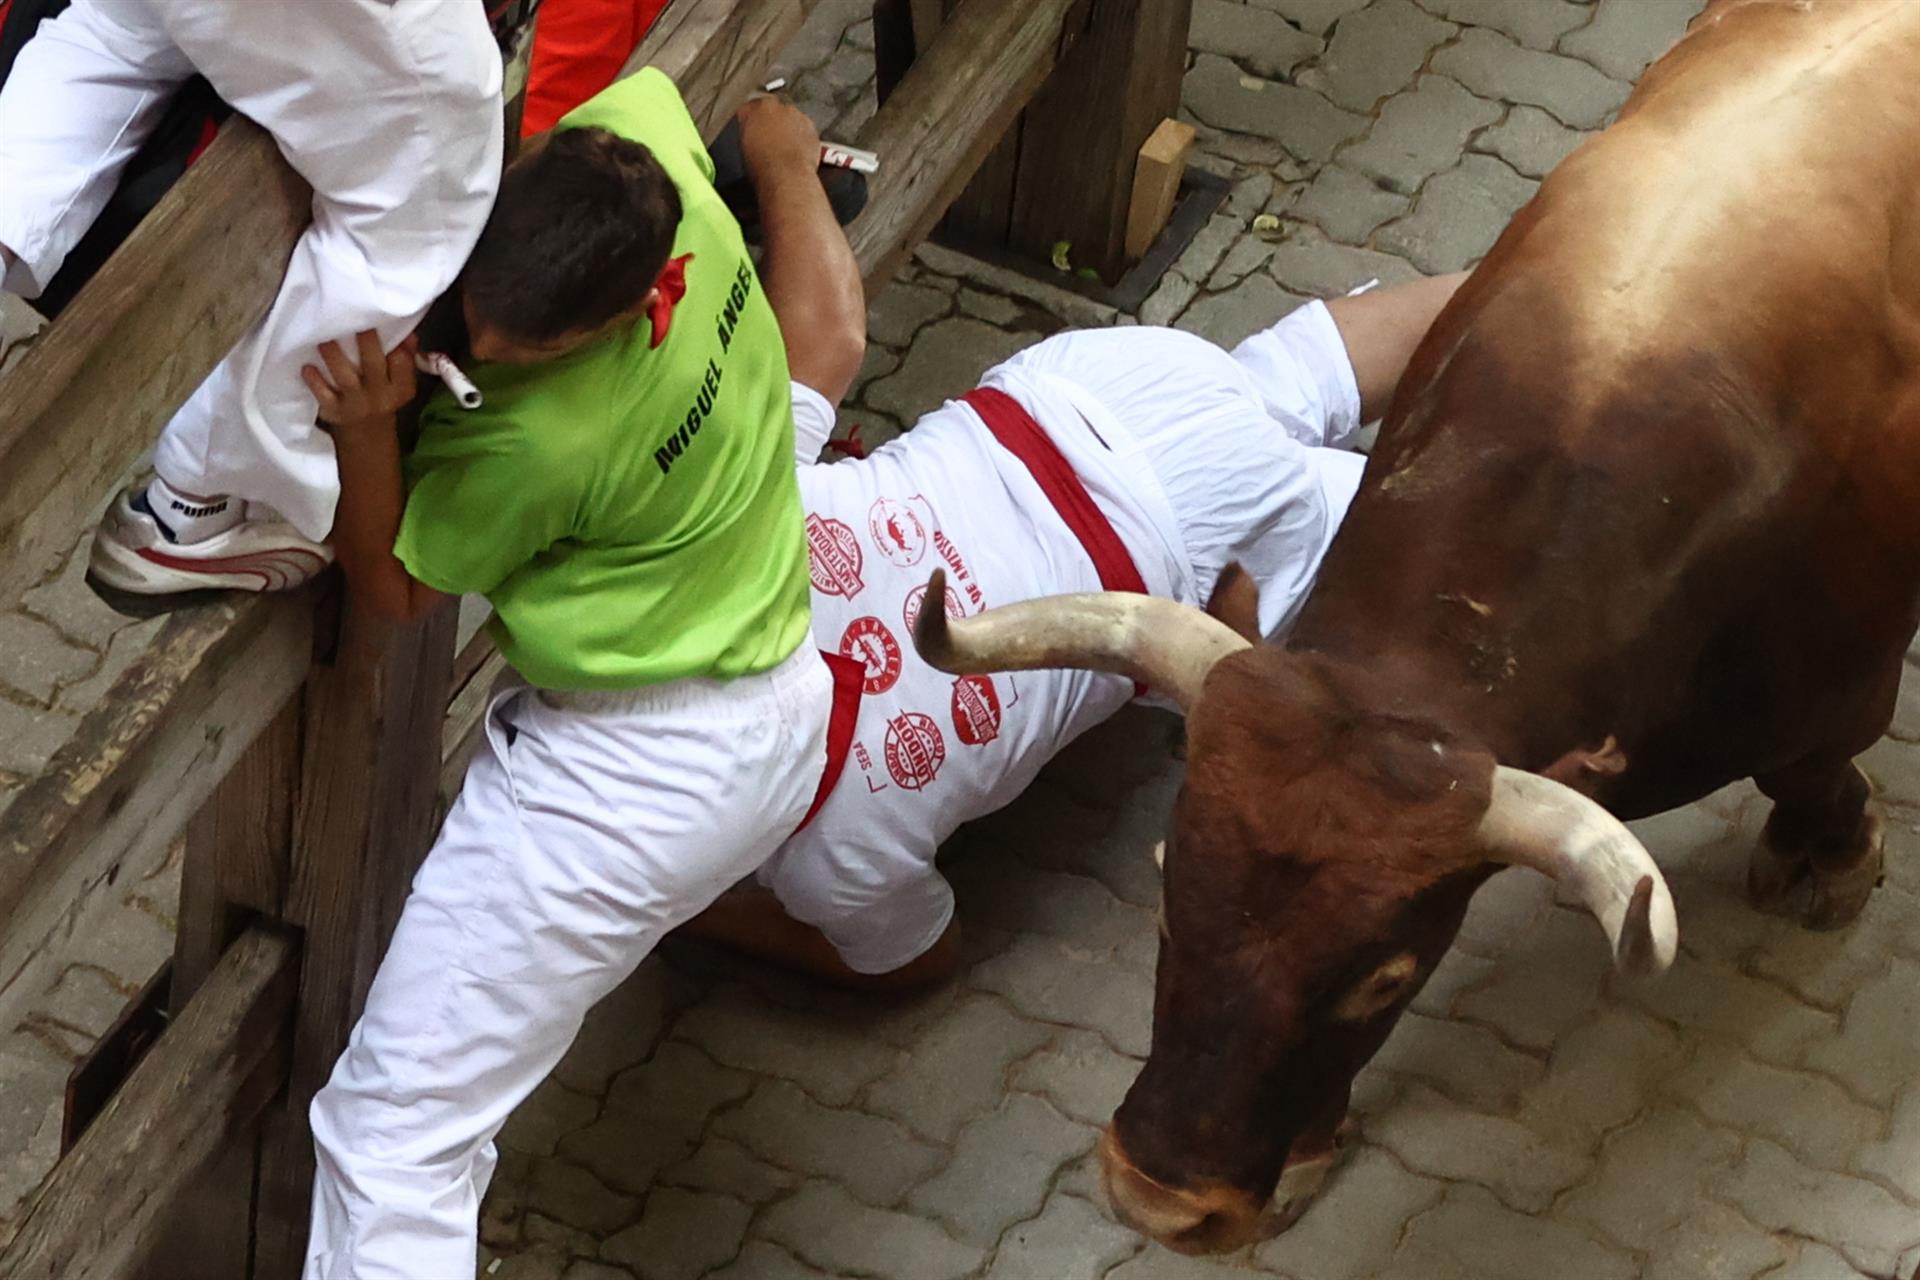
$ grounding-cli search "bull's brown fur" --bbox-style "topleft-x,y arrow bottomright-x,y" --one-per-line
1113,0 -> 1920,1252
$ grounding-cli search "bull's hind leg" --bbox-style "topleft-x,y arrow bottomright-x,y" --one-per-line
1749,756 -> 1884,930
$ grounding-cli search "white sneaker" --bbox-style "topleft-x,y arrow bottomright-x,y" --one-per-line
87,484 -> 333,611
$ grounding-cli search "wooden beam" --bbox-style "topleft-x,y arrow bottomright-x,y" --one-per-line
622,0 -> 824,137
0,122 -> 307,608
0,925 -> 297,1280
0,592 -> 313,1037
1125,118 -> 1197,262
847,0 -> 1081,288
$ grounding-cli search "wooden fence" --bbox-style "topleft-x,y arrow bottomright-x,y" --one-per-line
0,0 -> 1186,1274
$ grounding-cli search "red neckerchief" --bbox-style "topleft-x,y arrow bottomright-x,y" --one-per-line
647,253 -> 693,349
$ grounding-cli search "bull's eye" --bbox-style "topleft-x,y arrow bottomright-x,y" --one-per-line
1333,952 -> 1420,1023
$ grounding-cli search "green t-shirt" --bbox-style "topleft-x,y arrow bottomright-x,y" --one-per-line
395,69 -> 812,691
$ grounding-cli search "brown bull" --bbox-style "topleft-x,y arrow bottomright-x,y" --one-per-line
914,0 -> 1920,1255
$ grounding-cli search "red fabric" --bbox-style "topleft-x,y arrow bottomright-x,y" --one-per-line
521,0 -> 673,137
647,252 -> 692,349
795,651 -> 865,833
185,116 -> 220,166
962,386 -> 1151,694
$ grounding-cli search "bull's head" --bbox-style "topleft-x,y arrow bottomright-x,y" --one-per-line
913,573 -> 1676,1254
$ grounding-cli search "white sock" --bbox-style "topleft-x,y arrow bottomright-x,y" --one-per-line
146,474 -> 242,544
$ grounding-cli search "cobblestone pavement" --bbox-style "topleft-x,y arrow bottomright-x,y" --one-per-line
8,0 -> 1920,1276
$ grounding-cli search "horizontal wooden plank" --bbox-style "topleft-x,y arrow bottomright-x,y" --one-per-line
0,592 -> 313,1037
0,924 -> 297,1280
846,0 -> 1080,289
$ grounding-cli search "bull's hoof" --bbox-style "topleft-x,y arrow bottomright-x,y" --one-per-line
1804,812 -> 1884,931
1747,839 -> 1808,911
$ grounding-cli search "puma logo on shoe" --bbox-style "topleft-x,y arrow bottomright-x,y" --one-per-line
168,498 -> 230,519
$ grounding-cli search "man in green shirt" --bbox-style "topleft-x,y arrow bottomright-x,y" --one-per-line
295,73 -> 866,1280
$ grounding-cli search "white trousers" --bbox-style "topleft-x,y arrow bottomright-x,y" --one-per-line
0,0 -> 503,538
303,644 -> 833,1280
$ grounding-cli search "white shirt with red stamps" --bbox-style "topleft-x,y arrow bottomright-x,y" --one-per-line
761,304 -> 1365,973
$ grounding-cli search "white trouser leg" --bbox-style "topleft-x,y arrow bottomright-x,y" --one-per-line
143,0 -> 504,537
0,0 -> 193,296
303,646 -> 833,1280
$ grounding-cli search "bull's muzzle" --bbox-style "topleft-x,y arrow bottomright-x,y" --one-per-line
1098,1129 -> 1336,1255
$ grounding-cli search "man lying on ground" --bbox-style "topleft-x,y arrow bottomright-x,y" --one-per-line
301,74 -> 1463,1274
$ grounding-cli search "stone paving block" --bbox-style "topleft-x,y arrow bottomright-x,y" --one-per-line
0,611 -> 96,706
1365,1084 -> 1592,1213
1763,1242 -> 1874,1280
1367,1009 -> 1546,1111
969,933 -> 1154,1058
1173,212 -> 1251,292
0,694 -> 77,779
1712,1138 -> 1920,1277
1431,28 -> 1632,129
1515,1005 -> 1684,1147
551,963 -> 681,1096
561,1262 -> 632,1280
488,1244 -> 570,1280
913,243 -> 1119,332
499,1077 -> 600,1159
705,1242 -> 829,1280
868,281 -> 953,349
906,1094 -> 1097,1247
556,1042 -> 753,1195
1183,55 -> 1370,164
1208,235 -> 1279,292
524,1210 -> 599,1257
18,537 -> 131,651
1471,104 -> 1590,179
1140,270 -> 1201,329
1453,866 -> 1555,959
659,1134 -> 797,1206
1372,1185 -> 1635,1280
1266,228 -> 1423,297
864,994 -> 1050,1143
1375,153 -> 1537,273
1452,904 -> 1610,1051
1416,0 -> 1589,50
1641,1202 -> 1792,1280
1560,0 -> 1702,83
1554,1107 -> 1740,1244
1108,1246 -> 1286,1279
948,856 -> 1147,960
1248,0 -> 1369,38
597,1186 -> 751,1280
758,1181 -> 986,1280
867,317 -> 1034,423
0,1037 -> 67,1229
1302,0 -> 1456,113
982,1192 -> 1137,1280
669,984 -> 897,1107
1189,0 -> 1322,80
526,1160 -> 639,1235
1802,953 -> 1920,1106
770,0 -> 869,77
1620,948 -> 1837,1067
1289,164 -> 1410,244
850,343 -> 902,400
1408,944 -> 1494,1019
1182,276 -> 1309,350
1008,1026 -> 1140,1129
713,1079 -> 943,1207
1254,1146 -> 1446,1280
1852,1082 -> 1920,1201
1661,1040 -> 1882,1173
956,288 -> 1024,328
1341,75 -> 1505,196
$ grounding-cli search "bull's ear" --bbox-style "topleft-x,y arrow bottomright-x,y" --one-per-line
1332,952 -> 1419,1022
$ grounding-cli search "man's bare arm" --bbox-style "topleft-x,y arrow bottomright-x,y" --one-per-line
1325,271 -> 1468,423
738,98 -> 867,406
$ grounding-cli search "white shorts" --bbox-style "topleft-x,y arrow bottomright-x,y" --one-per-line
304,643 -> 831,1280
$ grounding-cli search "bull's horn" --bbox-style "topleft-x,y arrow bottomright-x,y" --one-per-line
911,570 -> 1250,712
1475,767 -> 1678,975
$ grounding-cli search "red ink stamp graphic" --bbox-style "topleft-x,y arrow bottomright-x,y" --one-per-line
868,497 -> 928,568
839,616 -> 902,695
807,514 -> 864,598
951,675 -> 1002,746
902,581 -> 967,635
885,712 -> 946,791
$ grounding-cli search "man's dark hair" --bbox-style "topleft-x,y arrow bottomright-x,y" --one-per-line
463,126 -> 684,344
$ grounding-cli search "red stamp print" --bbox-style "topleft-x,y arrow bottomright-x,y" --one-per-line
868,497 -> 928,568
951,675 -> 1002,746
934,529 -> 986,611
884,712 -> 946,791
902,581 -> 967,636
839,616 -> 903,695
807,514 -> 864,598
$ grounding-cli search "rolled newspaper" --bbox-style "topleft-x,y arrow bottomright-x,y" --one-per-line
415,350 -> 482,409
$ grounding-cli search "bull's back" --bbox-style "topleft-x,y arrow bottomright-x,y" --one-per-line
1298,0 -> 1920,793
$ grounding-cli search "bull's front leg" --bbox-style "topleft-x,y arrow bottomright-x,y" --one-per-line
1749,756 -> 1884,930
